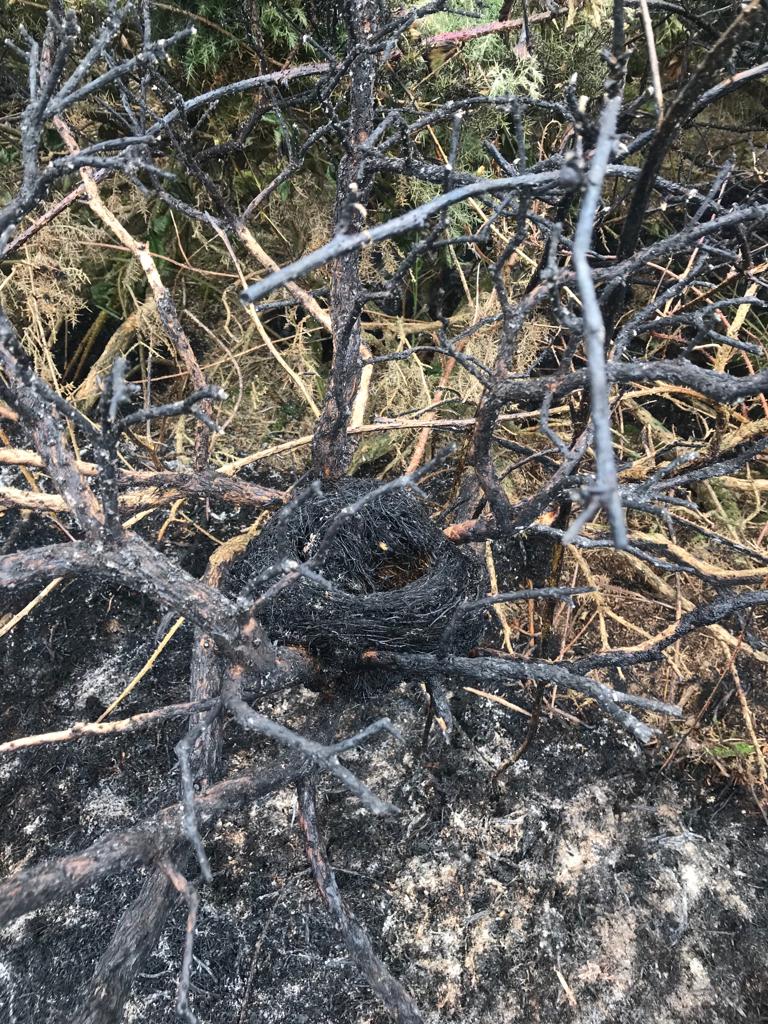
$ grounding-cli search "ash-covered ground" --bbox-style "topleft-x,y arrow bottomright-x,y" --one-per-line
0,514 -> 766,1024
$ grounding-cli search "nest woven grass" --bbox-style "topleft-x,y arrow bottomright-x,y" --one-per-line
228,479 -> 486,665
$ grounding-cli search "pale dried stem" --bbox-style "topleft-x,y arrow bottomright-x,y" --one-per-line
638,0 -> 664,121
211,221 -> 321,417
54,118 -> 212,465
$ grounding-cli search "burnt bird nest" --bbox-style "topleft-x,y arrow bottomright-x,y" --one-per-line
226,479 -> 486,666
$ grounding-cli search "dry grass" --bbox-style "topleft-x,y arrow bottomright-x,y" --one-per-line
2,19 -> 767,814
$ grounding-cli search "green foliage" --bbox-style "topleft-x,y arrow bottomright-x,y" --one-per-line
272,397 -> 304,433
413,3 -> 544,102
565,0 -> 610,30
0,145 -> 18,206
535,19 -> 611,100
181,0 -> 239,83
397,1 -> 614,188
412,1 -> 496,37
180,0 -> 311,83
260,0 -> 309,50
396,179 -> 482,243
707,742 -> 756,759
148,209 -> 173,259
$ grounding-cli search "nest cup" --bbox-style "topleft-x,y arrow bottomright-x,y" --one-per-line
228,479 -> 486,666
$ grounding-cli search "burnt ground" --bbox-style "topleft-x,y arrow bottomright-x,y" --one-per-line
0,522 -> 767,1024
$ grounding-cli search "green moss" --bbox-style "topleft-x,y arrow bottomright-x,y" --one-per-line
707,742 -> 756,760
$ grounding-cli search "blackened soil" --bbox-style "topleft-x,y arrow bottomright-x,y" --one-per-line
1,571 -> 767,1024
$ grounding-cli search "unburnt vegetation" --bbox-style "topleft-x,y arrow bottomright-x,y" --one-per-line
0,1 -> 767,1022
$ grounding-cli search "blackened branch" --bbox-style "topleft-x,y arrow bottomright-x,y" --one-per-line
297,779 -> 424,1024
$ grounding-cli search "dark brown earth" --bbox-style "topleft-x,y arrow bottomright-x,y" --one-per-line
0,515 -> 766,1024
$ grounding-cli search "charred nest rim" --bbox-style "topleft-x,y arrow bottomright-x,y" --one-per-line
227,479 -> 486,663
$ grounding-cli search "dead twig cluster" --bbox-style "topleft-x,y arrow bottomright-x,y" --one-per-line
1,1 -> 767,1021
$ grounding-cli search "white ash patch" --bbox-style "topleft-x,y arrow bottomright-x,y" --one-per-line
53,647 -> 135,713
80,782 -> 132,828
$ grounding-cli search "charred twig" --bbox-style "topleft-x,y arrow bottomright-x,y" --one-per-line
0,448 -> 288,507
223,660 -> 401,816
239,171 -> 572,305
365,651 -> 681,746
161,860 -> 201,1024
605,0 -> 768,329
297,778 -> 424,1024
570,590 -> 768,672
174,704 -> 220,883
73,539 -> 248,1024
71,869 -> 177,1024
459,586 -> 593,611
0,696 -> 223,755
311,0 -> 381,479
2,1 -> 768,1018
0,762 -> 306,929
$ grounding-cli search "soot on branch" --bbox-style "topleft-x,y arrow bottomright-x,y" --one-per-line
227,479 -> 487,667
